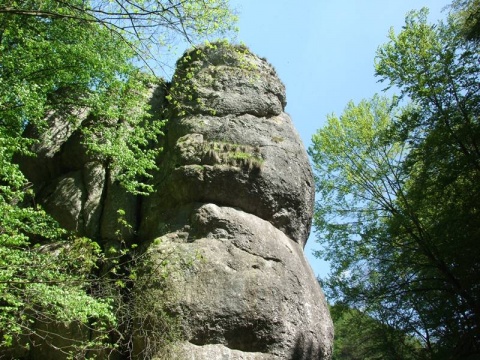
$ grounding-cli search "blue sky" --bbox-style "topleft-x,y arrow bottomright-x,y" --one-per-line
229,0 -> 451,279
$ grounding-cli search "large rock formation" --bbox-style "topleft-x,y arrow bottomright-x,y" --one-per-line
17,43 -> 333,359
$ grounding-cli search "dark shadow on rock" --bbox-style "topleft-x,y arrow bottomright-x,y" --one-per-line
291,333 -> 321,360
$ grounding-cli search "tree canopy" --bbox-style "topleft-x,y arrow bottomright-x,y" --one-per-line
331,304 -> 422,360
310,6 -> 480,359
0,0 -> 237,356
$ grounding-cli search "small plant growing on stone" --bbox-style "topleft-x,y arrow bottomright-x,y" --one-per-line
199,140 -> 263,171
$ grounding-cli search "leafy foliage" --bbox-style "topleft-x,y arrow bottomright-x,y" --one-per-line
0,227 -> 115,353
311,7 -> 480,359
0,0 -> 238,72
331,304 -> 423,360
450,0 -> 480,40
82,73 -> 167,195
0,0 -> 237,356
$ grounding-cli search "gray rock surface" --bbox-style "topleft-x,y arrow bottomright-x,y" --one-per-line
138,44 -> 333,359
170,44 -> 286,118
170,343 -> 278,359
16,43 -> 333,359
141,44 -> 315,247
145,203 -> 332,359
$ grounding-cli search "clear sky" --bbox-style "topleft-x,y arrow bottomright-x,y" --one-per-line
229,0 -> 451,279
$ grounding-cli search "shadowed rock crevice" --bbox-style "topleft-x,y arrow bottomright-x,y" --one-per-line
188,316 -> 277,353
292,334 -> 318,360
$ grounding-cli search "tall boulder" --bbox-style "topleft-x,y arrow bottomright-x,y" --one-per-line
139,43 -> 333,359
16,42 -> 333,359
141,44 -> 314,247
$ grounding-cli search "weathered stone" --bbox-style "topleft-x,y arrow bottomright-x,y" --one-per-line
171,44 -> 286,118
142,47 -> 314,246
38,169 -> 86,234
169,343 -> 278,360
15,43 -> 333,359
137,44 -> 332,359
32,161 -> 106,239
18,105 -> 89,186
144,203 -> 332,359
100,176 -> 139,243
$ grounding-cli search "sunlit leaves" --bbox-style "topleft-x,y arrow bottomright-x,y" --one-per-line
83,73 -> 165,195
450,0 -> 480,40
0,0 -> 237,73
0,0 -> 237,354
310,95 -> 405,250
313,6 -> 480,357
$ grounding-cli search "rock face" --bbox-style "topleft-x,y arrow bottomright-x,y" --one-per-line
149,203 -> 332,359
18,43 -> 333,359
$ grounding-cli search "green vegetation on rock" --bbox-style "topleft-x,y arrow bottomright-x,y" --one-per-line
201,141 -> 264,170
166,41 -> 257,117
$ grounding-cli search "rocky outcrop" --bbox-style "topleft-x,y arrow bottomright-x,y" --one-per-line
145,203 -> 332,359
141,44 -> 314,247
17,43 -> 333,359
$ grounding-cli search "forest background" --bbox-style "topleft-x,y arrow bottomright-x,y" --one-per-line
1,0 -> 478,359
